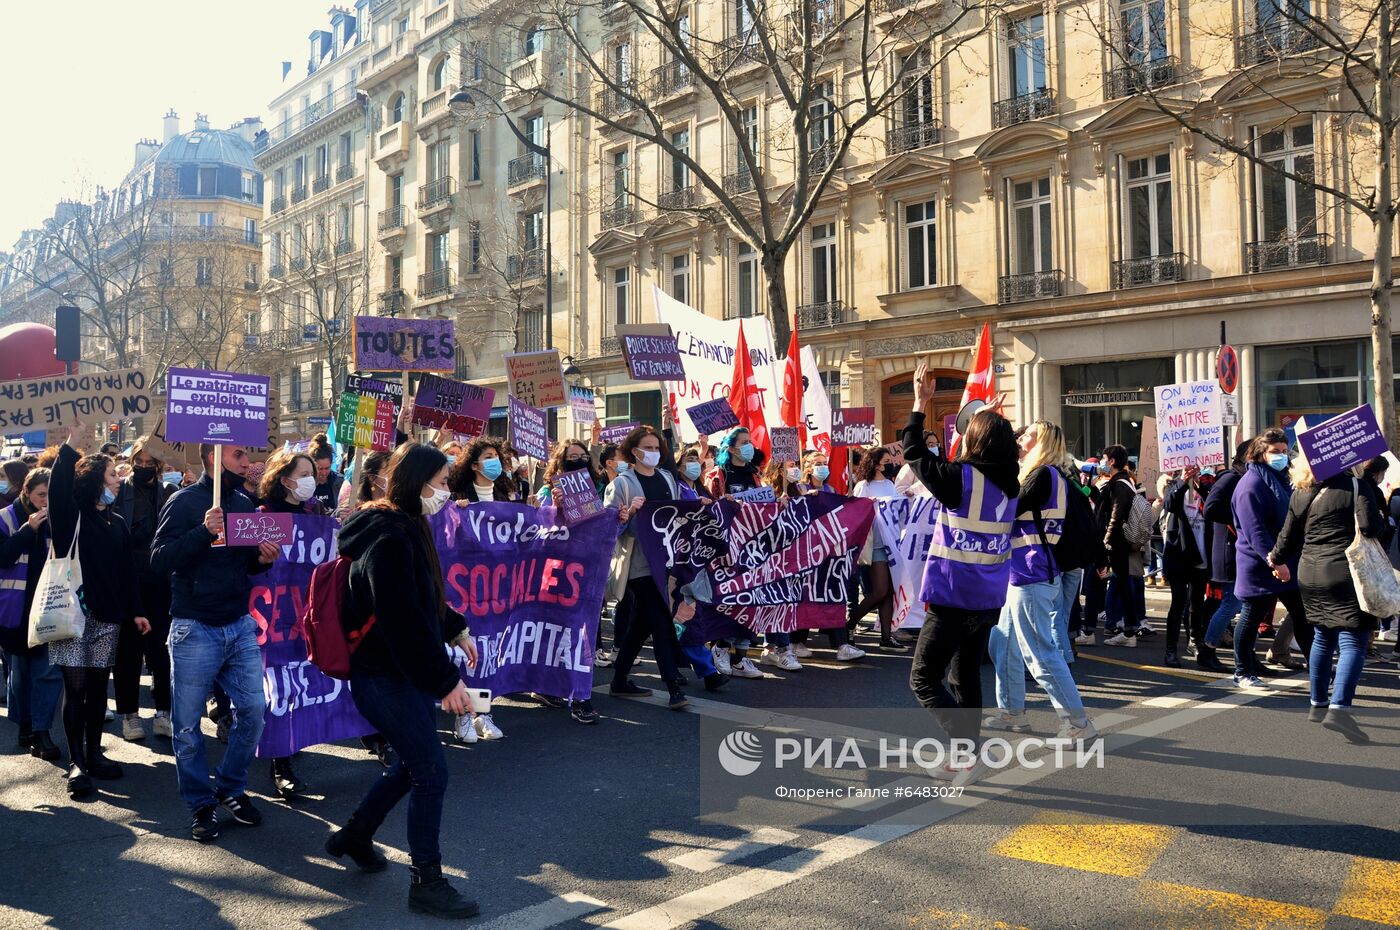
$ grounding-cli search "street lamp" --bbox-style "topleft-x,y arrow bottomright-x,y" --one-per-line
448,88 -> 553,352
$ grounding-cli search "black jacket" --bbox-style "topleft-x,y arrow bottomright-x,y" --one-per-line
0,499 -> 49,654
150,472 -> 271,626
1161,478 -> 1207,573
339,506 -> 467,699
49,444 -> 142,627
900,411 -> 1020,505
1095,474 -> 1139,562
116,474 -> 176,582
1203,468 -> 1242,584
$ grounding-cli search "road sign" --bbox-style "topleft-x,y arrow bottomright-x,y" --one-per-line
1217,344 -> 1239,395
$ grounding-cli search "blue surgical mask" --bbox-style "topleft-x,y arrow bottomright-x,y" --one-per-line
0,481 -> 9,495
814,466 -> 830,481
737,443 -> 755,463
683,461 -> 702,480
481,458 -> 503,481
162,472 -> 181,487
1200,466 -> 1216,477
1266,453 -> 1289,472
1097,463 -> 1111,475
615,462 -> 631,476
101,487 -> 117,505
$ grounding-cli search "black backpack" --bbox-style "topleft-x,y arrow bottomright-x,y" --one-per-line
1052,468 -> 1106,572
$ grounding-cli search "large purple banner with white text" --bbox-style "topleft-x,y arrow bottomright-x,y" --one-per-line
430,503 -> 619,701
633,493 -> 873,645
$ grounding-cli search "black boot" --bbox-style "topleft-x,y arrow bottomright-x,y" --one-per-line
1163,649 -> 1181,668
408,862 -> 480,919
17,729 -> 32,750
29,731 -> 61,761
326,821 -> 388,873
1195,644 -> 1228,673
66,747 -> 93,798
1322,708 -> 1370,744
271,758 -> 308,798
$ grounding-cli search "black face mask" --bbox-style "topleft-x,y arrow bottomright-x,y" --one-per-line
563,458 -> 589,471
133,465 -> 158,486
882,463 -> 898,481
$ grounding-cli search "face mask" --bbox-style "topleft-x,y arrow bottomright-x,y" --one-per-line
638,449 -> 661,469
882,463 -> 898,481
615,462 -> 631,476
162,471 -> 181,487
133,465 -> 158,485
101,487 -> 118,505
371,475 -> 387,493
0,482 -> 8,495
1266,453 -> 1289,472
683,461 -> 702,480
564,458 -> 589,472
287,475 -> 316,502
814,466 -> 830,481
737,443 -> 755,463
786,467 -> 802,483
1200,466 -> 1216,477
481,458 -> 503,481
420,485 -> 451,515
1097,463 -> 1111,475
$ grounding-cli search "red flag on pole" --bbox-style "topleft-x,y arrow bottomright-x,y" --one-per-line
948,322 -> 995,459
728,322 -> 771,459
780,314 -> 806,449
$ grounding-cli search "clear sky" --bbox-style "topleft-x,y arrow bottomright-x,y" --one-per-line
0,0 -> 336,248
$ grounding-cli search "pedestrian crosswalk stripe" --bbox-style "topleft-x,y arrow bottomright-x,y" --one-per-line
991,812 -> 1179,879
669,828 -> 800,872
1334,855 -> 1400,927
1140,692 -> 1204,708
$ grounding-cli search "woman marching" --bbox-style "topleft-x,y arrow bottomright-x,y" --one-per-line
902,364 -> 1020,786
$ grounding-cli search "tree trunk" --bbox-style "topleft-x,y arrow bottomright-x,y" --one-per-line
1372,2 -> 1396,448
763,250 -> 791,351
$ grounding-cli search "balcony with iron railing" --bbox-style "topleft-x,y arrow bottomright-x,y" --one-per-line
269,263 -> 285,279
379,288 -> 407,315
508,154 -> 546,187
1236,25 -> 1323,67
796,300 -> 846,327
1105,57 -> 1180,99
716,34 -> 767,70
600,335 -> 622,355
723,164 -> 759,195
254,82 -> 363,154
418,176 -> 455,212
1246,233 -> 1328,272
507,249 -> 544,282
887,120 -> 943,154
1112,252 -> 1186,288
992,88 -> 1056,128
808,140 -> 837,173
650,60 -> 694,100
335,237 -> 355,256
291,184 -> 308,204
601,202 -> 638,229
378,204 -> 406,233
270,194 -> 288,213
657,185 -> 697,211
599,81 -> 640,119
313,173 -> 330,194
336,162 -> 355,183
999,269 -> 1061,303
418,267 -> 453,299
786,4 -> 842,44
290,256 -> 308,272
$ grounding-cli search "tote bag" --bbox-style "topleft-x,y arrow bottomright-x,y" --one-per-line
27,516 -> 86,648
1345,479 -> 1400,618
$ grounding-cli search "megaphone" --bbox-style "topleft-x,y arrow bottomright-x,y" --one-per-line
954,399 -> 989,436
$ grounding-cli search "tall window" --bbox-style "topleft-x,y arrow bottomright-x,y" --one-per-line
241,173 -> 256,201
1124,153 -> 1173,258
524,209 -> 543,252
275,168 -> 286,197
524,24 -> 542,57
1007,14 -> 1047,97
428,232 -> 448,271
336,204 -> 351,243
246,261 -> 259,287
736,243 -> 759,318
1256,0 -> 1311,31
389,173 -> 403,207
670,253 -> 691,304
810,222 -> 837,305
427,140 -> 449,182
737,104 -> 759,174
734,0 -> 753,35
389,93 -> 404,124
671,128 -> 690,192
613,41 -> 632,83
198,211 -> 215,228
899,49 -> 935,129
293,156 -> 307,188
809,81 -> 834,151
430,56 -> 448,91
1256,123 -> 1316,240
612,149 -> 630,207
611,267 -> 630,332
1011,177 -> 1053,274
1120,0 -> 1167,63
469,130 -> 481,181
905,200 -> 938,288
339,131 -> 353,168
468,221 -> 481,274
196,257 -> 213,286
244,218 -> 258,243
316,144 -> 329,178
388,254 -> 403,289
523,114 -> 543,166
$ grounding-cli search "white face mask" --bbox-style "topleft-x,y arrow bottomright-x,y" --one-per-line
287,475 -> 316,503
786,467 -> 802,483
420,484 -> 451,515
638,449 -> 661,469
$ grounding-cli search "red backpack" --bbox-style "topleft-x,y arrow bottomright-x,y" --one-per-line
294,556 -> 376,680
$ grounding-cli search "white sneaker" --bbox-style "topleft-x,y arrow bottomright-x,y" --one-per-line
1104,632 -> 1136,647
594,649 -> 614,668
454,714 -> 479,744
1073,632 -> 1095,646
1057,718 -> 1099,742
152,711 -> 173,738
1234,675 -> 1268,692
711,646 -> 733,675
836,644 -> 866,661
121,713 -> 145,741
778,649 -> 802,672
792,643 -> 814,658
1379,629 -> 1397,643
983,711 -> 1031,732
104,708 -> 115,722
474,713 -> 504,740
949,759 -> 991,788
730,657 -> 764,679
759,649 -> 784,668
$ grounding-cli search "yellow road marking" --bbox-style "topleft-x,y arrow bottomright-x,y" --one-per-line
908,907 -> 1030,930
1137,881 -> 1328,929
991,812 -> 1178,879
1075,652 -> 1224,682
1334,855 -> 1400,927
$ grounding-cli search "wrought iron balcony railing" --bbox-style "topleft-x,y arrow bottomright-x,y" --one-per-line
1246,233 -> 1328,272
651,60 -> 694,98
312,173 -> 330,194
600,335 -> 622,355
886,121 -> 943,154
796,300 -> 846,327
1112,252 -> 1186,288
291,184 -> 308,204
601,203 -> 637,229
336,163 -> 355,183
418,176 -> 454,210
379,288 -> 407,315
657,185 -> 696,211
998,269 -> 1061,303
723,165 -> 758,194
1236,26 -> 1323,67
599,81 -> 639,118
418,267 -> 453,298
992,88 -> 1055,129
507,249 -> 544,282
378,205 -> 406,232
335,238 -> 355,256
508,154 -> 546,186
270,194 -> 287,213
1104,57 -> 1179,99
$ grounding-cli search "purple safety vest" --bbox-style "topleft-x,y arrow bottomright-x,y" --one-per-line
1009,465 -> 1066,587
919,464 -> 1015,611
0,503 -> 31,631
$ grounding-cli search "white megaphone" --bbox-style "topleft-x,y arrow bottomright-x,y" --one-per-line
954,398 -> 990,437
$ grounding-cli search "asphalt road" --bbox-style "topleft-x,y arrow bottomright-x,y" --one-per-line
2,595 -> 1398,930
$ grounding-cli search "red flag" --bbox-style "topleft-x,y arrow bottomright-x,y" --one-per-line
827,444 -> 849,494
780,315 -> 806,449
728,322 -> 771,459
948,322 -> 995,458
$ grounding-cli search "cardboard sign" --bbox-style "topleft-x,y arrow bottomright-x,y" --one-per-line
1297,403 -> 1390,482
226,511 -> 295,547
831,407 -> 876,447
769,426 -> 800,464
344,374 -> 405,405
554,468 -> 604,525
732,486 -> 777,503
569,386 -> 596,426
505,350 -> 566,408
1138,417 -> 1162,501
599,422 -> 639,445
353,316 -> 455,372
686,398 -> 740,436
1220,393 -> 1240,427
616,324 -> 686,381
1153,381 -> 1224,470
165,368 -> 270,447
334,392 -> 395,451
0,369 -> 150,433
509,395 -> 550,460
413,374 -> 493,438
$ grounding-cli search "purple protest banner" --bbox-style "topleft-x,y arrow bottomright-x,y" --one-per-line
616,324 -> 686,381
227,511 -> 295,547
430,503 -> 619,700
353,316 -> 456,372
247,515 -> 374,757
769,426 -> 800,463
600,422 -> 639,445
509,395 -> 549,460
413,374 -> 494,437
1298,403 -> 1391,481
165,367 -> 271,446
633,493 -> 874,644
686,398 -> 740,436
554,469 -> 604,525
831,406 -> 876,447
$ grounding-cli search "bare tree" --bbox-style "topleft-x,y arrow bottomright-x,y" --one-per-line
471,0 -> 991,349
453,194 -> 548,357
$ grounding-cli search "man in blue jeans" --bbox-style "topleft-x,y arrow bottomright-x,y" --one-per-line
151,443 -> 279,842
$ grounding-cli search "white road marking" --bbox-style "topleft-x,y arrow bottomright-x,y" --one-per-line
1141,692 -> 1204,708
474,892 -> 608,930
669,828 -> 801,873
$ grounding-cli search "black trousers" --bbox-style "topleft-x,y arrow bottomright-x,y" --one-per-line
613,577 -> 681,688
114,579 -> 172,714
908,603 -> 997,745
1164,565 -> 1209,652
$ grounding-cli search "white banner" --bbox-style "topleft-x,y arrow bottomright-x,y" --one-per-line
799,345 -> 833,451
873,495 -> 942,630
653,287 -> 782,442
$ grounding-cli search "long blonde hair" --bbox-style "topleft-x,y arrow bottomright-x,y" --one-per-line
1019,420 -> 1072,482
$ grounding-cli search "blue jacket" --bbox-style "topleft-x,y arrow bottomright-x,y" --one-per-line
1203,469 -> 1241,584
150,472 -> 272,626
1230,463 -> 1298,599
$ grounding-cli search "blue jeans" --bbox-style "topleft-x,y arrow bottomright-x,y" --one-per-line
1309,626 -> 1366,708
990,579 -> 1087,720
169,615 -> 267,812
1050,569 -> 1082,665
1105,574 -> 1144,633
4,646 -> 62,733
1205,585 -> 1242,646
348,672 -> 449,867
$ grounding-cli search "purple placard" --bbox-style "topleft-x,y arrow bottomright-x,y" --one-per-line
509,395 -> 550,460
165,367 -> 271,446
686,398 -> 740,436
227,511 -> 295,547
621,333 -> 687,381
353,316 -> 455,372
599,422 -> 640,445
769,426 -> 800,463
554,468 -> 604,525
831,406 -> 876,447
1297,404 -> 1390,481
414,374 -> 494,437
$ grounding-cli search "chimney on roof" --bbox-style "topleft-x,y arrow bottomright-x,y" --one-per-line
163,109 -> 179,143
134,137 -> 159,167
194,113 -> 210,131
233,117 -> 264,145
